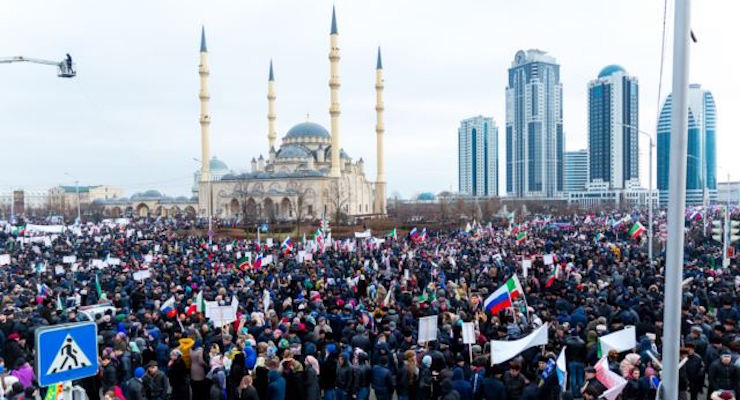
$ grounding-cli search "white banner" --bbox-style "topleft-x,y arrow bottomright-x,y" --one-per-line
598,326 -> 636,356
462,322 -> 476,344
62,255 -> 77,264
25,224 -> 65,234
0,254 -> 10,266
144,255 -> 153,263
522,259 -> 532,277
107,257 -> 121,266
266,238 -> 273,247
490,323 -> 549,365
354,229 -> 372,239
418,315 -> 438,344
55,265 -> 65,275
133,270 -> 152,281
543,254 -> 554,265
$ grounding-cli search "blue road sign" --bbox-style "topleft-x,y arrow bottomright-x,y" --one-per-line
36,321 -> 99,387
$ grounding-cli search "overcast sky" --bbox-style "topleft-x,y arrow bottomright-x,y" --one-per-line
1,0 -> 738,198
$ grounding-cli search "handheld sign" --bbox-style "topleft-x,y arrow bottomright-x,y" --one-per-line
418,315 -> 438,344
36,322 -> 99,387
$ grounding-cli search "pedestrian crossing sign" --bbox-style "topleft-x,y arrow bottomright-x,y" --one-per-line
36,321 -> 99,387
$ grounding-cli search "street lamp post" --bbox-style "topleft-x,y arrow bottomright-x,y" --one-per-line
64,172 -> 81,224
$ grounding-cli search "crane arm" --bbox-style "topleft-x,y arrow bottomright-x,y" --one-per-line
0,56 -> 63,66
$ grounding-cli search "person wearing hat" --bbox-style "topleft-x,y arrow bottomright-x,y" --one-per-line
168,349 -> 189,400
126,367 -> 146,400
581,366 -> 606,397
684,343 -> 706,400
142,360 -> 169,400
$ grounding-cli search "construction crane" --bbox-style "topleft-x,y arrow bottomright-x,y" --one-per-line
0,54 -> 76,78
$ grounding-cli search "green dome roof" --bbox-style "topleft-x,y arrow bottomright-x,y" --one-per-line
209,156 -> 228,171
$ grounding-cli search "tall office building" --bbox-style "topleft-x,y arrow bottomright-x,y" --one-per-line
587,65 -> 639,190
657,84 -> 717,205
564,150 -> 588,192
506,49 -> 564,198
458,116 -> 498,197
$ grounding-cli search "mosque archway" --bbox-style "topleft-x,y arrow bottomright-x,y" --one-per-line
124,206 -> 134,217
184,206 -> 196,217
229,198 -> 240,217
246,198 -> 258,222
263,198 -> 275,222
169,206 -> 181,216
110,207 -> 122,218
136,203 -> 150,217
280,198 -> 292,219
154,206 -> 164,217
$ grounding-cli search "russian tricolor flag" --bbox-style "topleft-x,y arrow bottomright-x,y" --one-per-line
483,284 -> 511,315
253,254 -> 263,270
160,295 -> 177,318
409,227 -> 419,240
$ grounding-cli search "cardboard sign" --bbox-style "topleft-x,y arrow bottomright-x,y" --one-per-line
133,270 -> 152,281
543,254 -> 554,265
462,322 -> 476,344
63,255 -> 77,264
418,315 -> 438,344
0,254 -> 11,265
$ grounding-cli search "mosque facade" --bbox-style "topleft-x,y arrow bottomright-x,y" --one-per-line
195,7 -> 387,223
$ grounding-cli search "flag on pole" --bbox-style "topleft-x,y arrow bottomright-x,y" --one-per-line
253,254 -> 263,270
556,346 -> 567,391
95,274 -> 102,298
545,264 -> 559,288
388,228 -> 397,241
237,254 -> 251,270
595,232 -> 604,242
160,295 -> 177,318
314,228 -> 324,242
505,275 -> 524,299
44,383 -> 63,400
409,227 -> 419,241
594,356 -> 628,400
489,323 -> 549,364
516,231 -> 527,244
281,237 -> 292,254
628,222 -> 646,239
598,326 -> 636,357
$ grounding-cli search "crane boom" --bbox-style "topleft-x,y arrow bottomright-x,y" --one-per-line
0,54 -> 76,77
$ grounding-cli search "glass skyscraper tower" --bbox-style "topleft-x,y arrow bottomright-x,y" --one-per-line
459,116 -> 498,197
505,50 -> 564,198
657,84 -> 717,205
587,65 -> 639,190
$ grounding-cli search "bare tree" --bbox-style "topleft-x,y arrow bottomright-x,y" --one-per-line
232,180 -> 254,230
289,181 -> 310,237
328,178 -> 351,225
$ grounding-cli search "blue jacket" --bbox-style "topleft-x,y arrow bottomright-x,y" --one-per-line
451,369 -> 473,400
371,364 -> 394,396
268,370 -> 286,400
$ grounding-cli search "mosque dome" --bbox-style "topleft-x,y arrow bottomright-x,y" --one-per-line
285,122 -> 330,139
131,190 -> 164,199
277,145 -> 311,159
209,156 -> 229,171
598,64 -> 626,78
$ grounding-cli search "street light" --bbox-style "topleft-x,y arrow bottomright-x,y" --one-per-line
64,172 -> 81,224
618,123 -> 656,265
192,157 -> 213,245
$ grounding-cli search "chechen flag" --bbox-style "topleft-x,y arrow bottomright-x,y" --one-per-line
628,222 -> 646,240
160,296 -> 177,318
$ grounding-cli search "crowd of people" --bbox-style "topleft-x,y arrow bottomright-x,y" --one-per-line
0,209 -> 737,400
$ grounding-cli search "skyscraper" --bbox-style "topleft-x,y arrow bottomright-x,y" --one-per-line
458,116 -> 498,197
564,150 -> 588,192
506,49 -> 563,198
657,84 -> 717,205
587,65 -> 639,190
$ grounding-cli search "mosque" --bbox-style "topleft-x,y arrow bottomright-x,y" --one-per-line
195,7 -> 387,223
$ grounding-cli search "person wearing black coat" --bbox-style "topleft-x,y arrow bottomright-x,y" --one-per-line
417,357 -> 433,400
167,350 -> 189,400
320,346 -> 338,400
229,353 -> 247,400
503,362 -> 525,400
352,353 -> 372,400
254,362 -> 270,400
683,344 -> 705,400
237,375 -> 260,400
100,355 -> 119,393
335,353 -> 354,400
478,367 -> 506,400
126,368 -> 146,400
707,353 -> 739,395
371,356 -> 395,400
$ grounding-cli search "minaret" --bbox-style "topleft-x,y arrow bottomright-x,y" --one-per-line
328,6 -> 342,178
199,26 -> 211,183
267,60 -> 277,150
374,47 -> 387,215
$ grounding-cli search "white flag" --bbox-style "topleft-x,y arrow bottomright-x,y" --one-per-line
556,346 -> 567,391
595,356 -> 627,400
490,323 -> 549,365
598,325 -> 636,356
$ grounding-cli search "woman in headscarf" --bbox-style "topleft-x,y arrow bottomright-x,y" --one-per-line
237,375 -> 259,400
229,352 -> 247,400
304,355 -> 321,400
620,353 -> 642,379
417,355 -> 433,400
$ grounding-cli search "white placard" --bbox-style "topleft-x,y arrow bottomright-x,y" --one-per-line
144,255 -> 153,263
133,270 -> 152,281
107,257 -> 121,266
304,253 -> 313,261
522,259 -> 532,278
262,255 -> 273,266
266,238 -> 274,247
137,231 -> 143,239
225,244 -> 233,252
55,265 -> 66,276
63,255 -> 77,264
354,229 -> 372,239
543,254 -> 554,265
418,315 -> 438,344
154,244 -> 161,252
462,322 -> 476,344
212,245 -> 219,252
236,252 -> 242,260
297,251 -> 306,262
